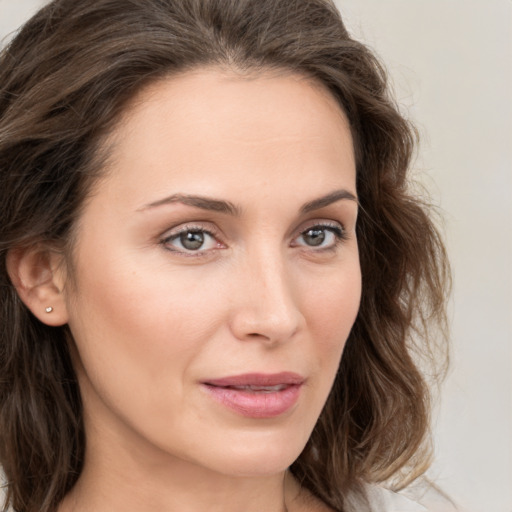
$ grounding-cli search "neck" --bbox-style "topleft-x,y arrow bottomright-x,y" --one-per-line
58,420 -> 301,512
60,461 -> 296,512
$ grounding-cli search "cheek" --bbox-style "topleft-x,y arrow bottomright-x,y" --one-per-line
64,254 -> 233,449
305,260 -> 361,339
68,261 -> 225,371
301,257 -> 361,382
64,247 -> 230,416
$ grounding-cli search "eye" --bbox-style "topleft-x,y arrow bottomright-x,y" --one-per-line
162,227 -> 220,253
293,224 -> 345,249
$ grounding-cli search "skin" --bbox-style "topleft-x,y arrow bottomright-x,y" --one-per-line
53,68 -> 361,512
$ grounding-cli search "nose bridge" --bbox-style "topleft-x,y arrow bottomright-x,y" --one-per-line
230,244 -> 301,343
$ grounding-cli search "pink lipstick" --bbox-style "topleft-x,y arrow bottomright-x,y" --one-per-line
202,372 -> 304,418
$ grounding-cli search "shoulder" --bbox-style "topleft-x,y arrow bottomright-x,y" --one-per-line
366,480 -> 460,512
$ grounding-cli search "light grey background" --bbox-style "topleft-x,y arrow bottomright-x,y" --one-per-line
1,1 -> 511,511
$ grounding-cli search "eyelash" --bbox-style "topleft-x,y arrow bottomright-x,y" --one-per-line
292,222 -> 347,250
160,221 -> 347,257
160,224 -> 222,257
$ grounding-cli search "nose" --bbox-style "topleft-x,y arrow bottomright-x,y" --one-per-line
228,250 -> 303,345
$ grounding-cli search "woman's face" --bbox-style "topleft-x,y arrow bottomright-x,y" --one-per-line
63,69 -> 361,477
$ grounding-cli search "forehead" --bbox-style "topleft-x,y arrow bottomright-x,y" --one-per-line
122,66 -> 348,126
97,67 -> 356,206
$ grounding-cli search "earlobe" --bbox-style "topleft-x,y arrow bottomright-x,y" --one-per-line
6,246 -> 69,326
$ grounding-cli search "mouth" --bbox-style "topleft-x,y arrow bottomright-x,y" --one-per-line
214,384 -> 290,393
202,372 -> 305,418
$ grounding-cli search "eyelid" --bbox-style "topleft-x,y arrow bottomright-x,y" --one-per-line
160,222 -> 225,255
296,219 -> 346,237
291,219 -> 348,249
158,218 -> 349,256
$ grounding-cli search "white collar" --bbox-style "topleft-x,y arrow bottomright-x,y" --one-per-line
366,485 -> 428,512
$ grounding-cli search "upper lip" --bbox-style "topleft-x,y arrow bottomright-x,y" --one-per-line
203,372 -> 305,387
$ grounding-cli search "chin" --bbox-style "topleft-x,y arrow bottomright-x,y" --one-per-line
189,425 -> 311,478
215,450 -> 300,478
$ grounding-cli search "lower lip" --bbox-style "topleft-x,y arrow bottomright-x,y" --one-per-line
202,384 -> 302,418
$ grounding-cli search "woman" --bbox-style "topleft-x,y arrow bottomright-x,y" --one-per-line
0,0 -> 451,511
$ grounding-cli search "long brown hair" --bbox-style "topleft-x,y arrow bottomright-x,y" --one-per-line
0,1 -> 450,511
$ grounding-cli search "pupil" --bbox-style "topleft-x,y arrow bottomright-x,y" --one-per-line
304,228 -> 325,246
180,231 -> 204,250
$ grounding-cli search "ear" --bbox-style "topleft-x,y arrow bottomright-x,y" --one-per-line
6,245 -> 69,326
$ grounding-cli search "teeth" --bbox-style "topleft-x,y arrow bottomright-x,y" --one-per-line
229,384 -> 287,392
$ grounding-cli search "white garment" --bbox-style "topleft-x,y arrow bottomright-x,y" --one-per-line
367,485 -> 428,511
368,483 -> 461,512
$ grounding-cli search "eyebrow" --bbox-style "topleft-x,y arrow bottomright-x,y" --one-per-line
140,188 -> 357,215
300,189 -> 358,213
140,194 -> 241,216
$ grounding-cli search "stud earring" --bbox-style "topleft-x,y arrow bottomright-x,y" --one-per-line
45,306 -> 54,313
